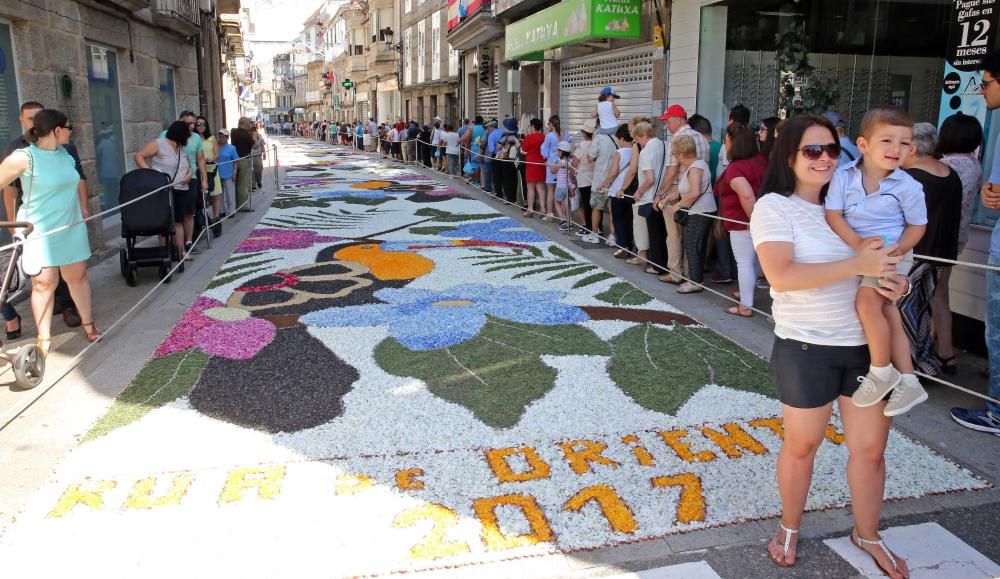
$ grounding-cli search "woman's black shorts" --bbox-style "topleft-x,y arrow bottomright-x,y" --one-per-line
391,142 -> 402,155
172,187 -> 196,222
770,337 -> 870,408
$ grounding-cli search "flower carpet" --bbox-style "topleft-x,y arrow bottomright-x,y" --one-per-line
0,137 -> 987,576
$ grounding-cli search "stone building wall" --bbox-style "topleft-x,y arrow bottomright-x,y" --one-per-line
0,0 -> 203,247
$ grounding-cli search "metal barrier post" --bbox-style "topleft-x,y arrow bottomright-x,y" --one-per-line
202,189 -> 213,248
248,155 -> 255,212
273,145 -> 280,191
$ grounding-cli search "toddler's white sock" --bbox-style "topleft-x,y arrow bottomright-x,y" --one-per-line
870,364 -> 895,381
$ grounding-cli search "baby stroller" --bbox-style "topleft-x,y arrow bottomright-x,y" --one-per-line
118,168 -> 177,287
0,221 -> 45,389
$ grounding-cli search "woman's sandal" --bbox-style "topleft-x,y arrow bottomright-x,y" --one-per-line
851,529 -> 905,578
37,337 -> 52,358
936,353 -> 958,376
726,305 -> 753,318
82,321 -> 102,343
768,521 -> 799,567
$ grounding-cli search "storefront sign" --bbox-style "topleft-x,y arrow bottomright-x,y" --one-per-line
937,0 -> 1000,126
505,0 -> 641,60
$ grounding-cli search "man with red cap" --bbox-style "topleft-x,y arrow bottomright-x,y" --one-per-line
655,104 -> 711,283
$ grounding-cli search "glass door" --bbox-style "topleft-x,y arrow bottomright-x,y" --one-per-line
87,44 -> 126,211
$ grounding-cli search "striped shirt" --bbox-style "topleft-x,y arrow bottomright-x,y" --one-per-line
750,193 -> 865,346
667,124 -> 711,167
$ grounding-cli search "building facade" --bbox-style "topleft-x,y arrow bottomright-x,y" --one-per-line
400,0 -> 460,125
330,2 -> 368,123
367,0 -> 402,122
0,0 -> 246,248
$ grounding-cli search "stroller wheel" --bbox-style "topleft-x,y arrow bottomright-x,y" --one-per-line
159,263 -> 171,283
119,248 -> 127,277
13,343 -> 45,390
125,265 -> 137,287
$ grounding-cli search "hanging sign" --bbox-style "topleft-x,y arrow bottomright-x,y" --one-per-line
505,0 -> 641,61
937,0 -> 1000,127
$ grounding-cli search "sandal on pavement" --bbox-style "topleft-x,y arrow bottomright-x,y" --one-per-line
851,529 -> 907,578
625,257 -> 643,265
613,249 -> 628,258
644,267 -> 661,275
658,274 -> 682,285
726,305 -> 753,318
768,521 -> 798,567
936,353 -> 958,376
82,321 -> 102,343
36,337 -> 52,358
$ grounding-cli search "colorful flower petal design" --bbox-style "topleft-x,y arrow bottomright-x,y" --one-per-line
154,296 -> 276,361
301,284 -> 588,351
236,229 -> 342,253
438,218 -> 547,244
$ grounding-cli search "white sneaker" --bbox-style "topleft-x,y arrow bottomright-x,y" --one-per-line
884,374 -> 929,417
852,368 -> 902,408
605,234 -> 616,247
581,234 -> 602,244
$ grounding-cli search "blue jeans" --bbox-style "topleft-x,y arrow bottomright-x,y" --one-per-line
988,255 -> 1000,415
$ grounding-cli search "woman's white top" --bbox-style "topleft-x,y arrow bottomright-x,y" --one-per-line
677,160 -> 716,214
750,193 -> 864,346
608,147 -> 632,197
444,132 -> 460,154
597,101 -> 618,129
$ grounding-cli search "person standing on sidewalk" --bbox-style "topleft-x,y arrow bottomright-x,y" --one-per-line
251,124 -> 266,189
161,111 -> 207,255
952,50 -> 1000,434
230,117 -> 254,212
0,109 -> 103,354
214,130 -> 239,222
656,105 -> 711,284
751,114 -> 909,576
1,101 -> 85,331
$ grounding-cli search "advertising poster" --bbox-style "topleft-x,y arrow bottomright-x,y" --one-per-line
938,0 -> 1000,127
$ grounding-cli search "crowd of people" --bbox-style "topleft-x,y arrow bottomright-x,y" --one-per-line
0,104 -> 268,361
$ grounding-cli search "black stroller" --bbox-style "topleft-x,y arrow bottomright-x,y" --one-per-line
118,169 -> 177,287
0,221 -> 45,389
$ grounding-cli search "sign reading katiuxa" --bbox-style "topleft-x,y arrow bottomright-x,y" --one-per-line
505,0 -> 642,60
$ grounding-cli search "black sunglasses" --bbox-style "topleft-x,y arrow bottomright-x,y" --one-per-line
59,123 -> 74,131
196,121 -> 207,127
798,143 -> 839,160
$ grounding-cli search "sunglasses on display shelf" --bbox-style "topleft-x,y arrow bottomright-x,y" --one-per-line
798,143 -> 840,160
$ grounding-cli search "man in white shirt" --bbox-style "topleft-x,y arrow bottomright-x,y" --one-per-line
585,131 -> 619,243
656,104 -> 711,281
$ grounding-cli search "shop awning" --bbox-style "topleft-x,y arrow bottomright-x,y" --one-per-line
504,0 -> 641,61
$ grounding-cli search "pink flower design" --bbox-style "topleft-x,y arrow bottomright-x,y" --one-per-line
154,297 -> 276,360
236,229 -> 342,253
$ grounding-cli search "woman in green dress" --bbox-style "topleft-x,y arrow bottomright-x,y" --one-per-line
0,109 -> 100,356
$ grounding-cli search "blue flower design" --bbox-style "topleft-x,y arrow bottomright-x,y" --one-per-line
301,284 -> 588,351
439,218 -> 546,244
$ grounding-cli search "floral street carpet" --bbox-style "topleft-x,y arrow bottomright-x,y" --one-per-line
0,138 -> 986,576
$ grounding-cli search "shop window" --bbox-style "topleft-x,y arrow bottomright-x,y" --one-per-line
158,64 -> 176,130
87,44 -> 126,211
0,23 -> 20,152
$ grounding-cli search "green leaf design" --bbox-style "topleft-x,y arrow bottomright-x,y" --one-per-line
84,350 -> 210,441
512,264 -> 582,279
410,226 -> 454,235
207,267 -> 271,289
547,265 -> 598,280
374,318 -> 610,428
549,245 -> 576,261
572,272 -> 616,288
414,208 -> 502,222
272,196 -> 333,209
485,259 -> 565,272
217,258 -> 281,278
608,324 -> 773,415
224,251 -> 265,264
596,282 -> 653,306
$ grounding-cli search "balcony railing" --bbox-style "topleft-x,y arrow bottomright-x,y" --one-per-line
307,90 -> 324,104
151,0 -> 200,36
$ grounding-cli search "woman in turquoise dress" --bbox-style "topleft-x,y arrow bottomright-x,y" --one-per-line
0,109 -> 99,356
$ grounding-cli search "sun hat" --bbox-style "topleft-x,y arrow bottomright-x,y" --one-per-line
486,119 -> 498,128
502,117 -> 518,133
581,119 -> 597,134
658,104 -> 687,121
557,141 -> 572,153
217,128 -> 230,136
600,86 -> 619,98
